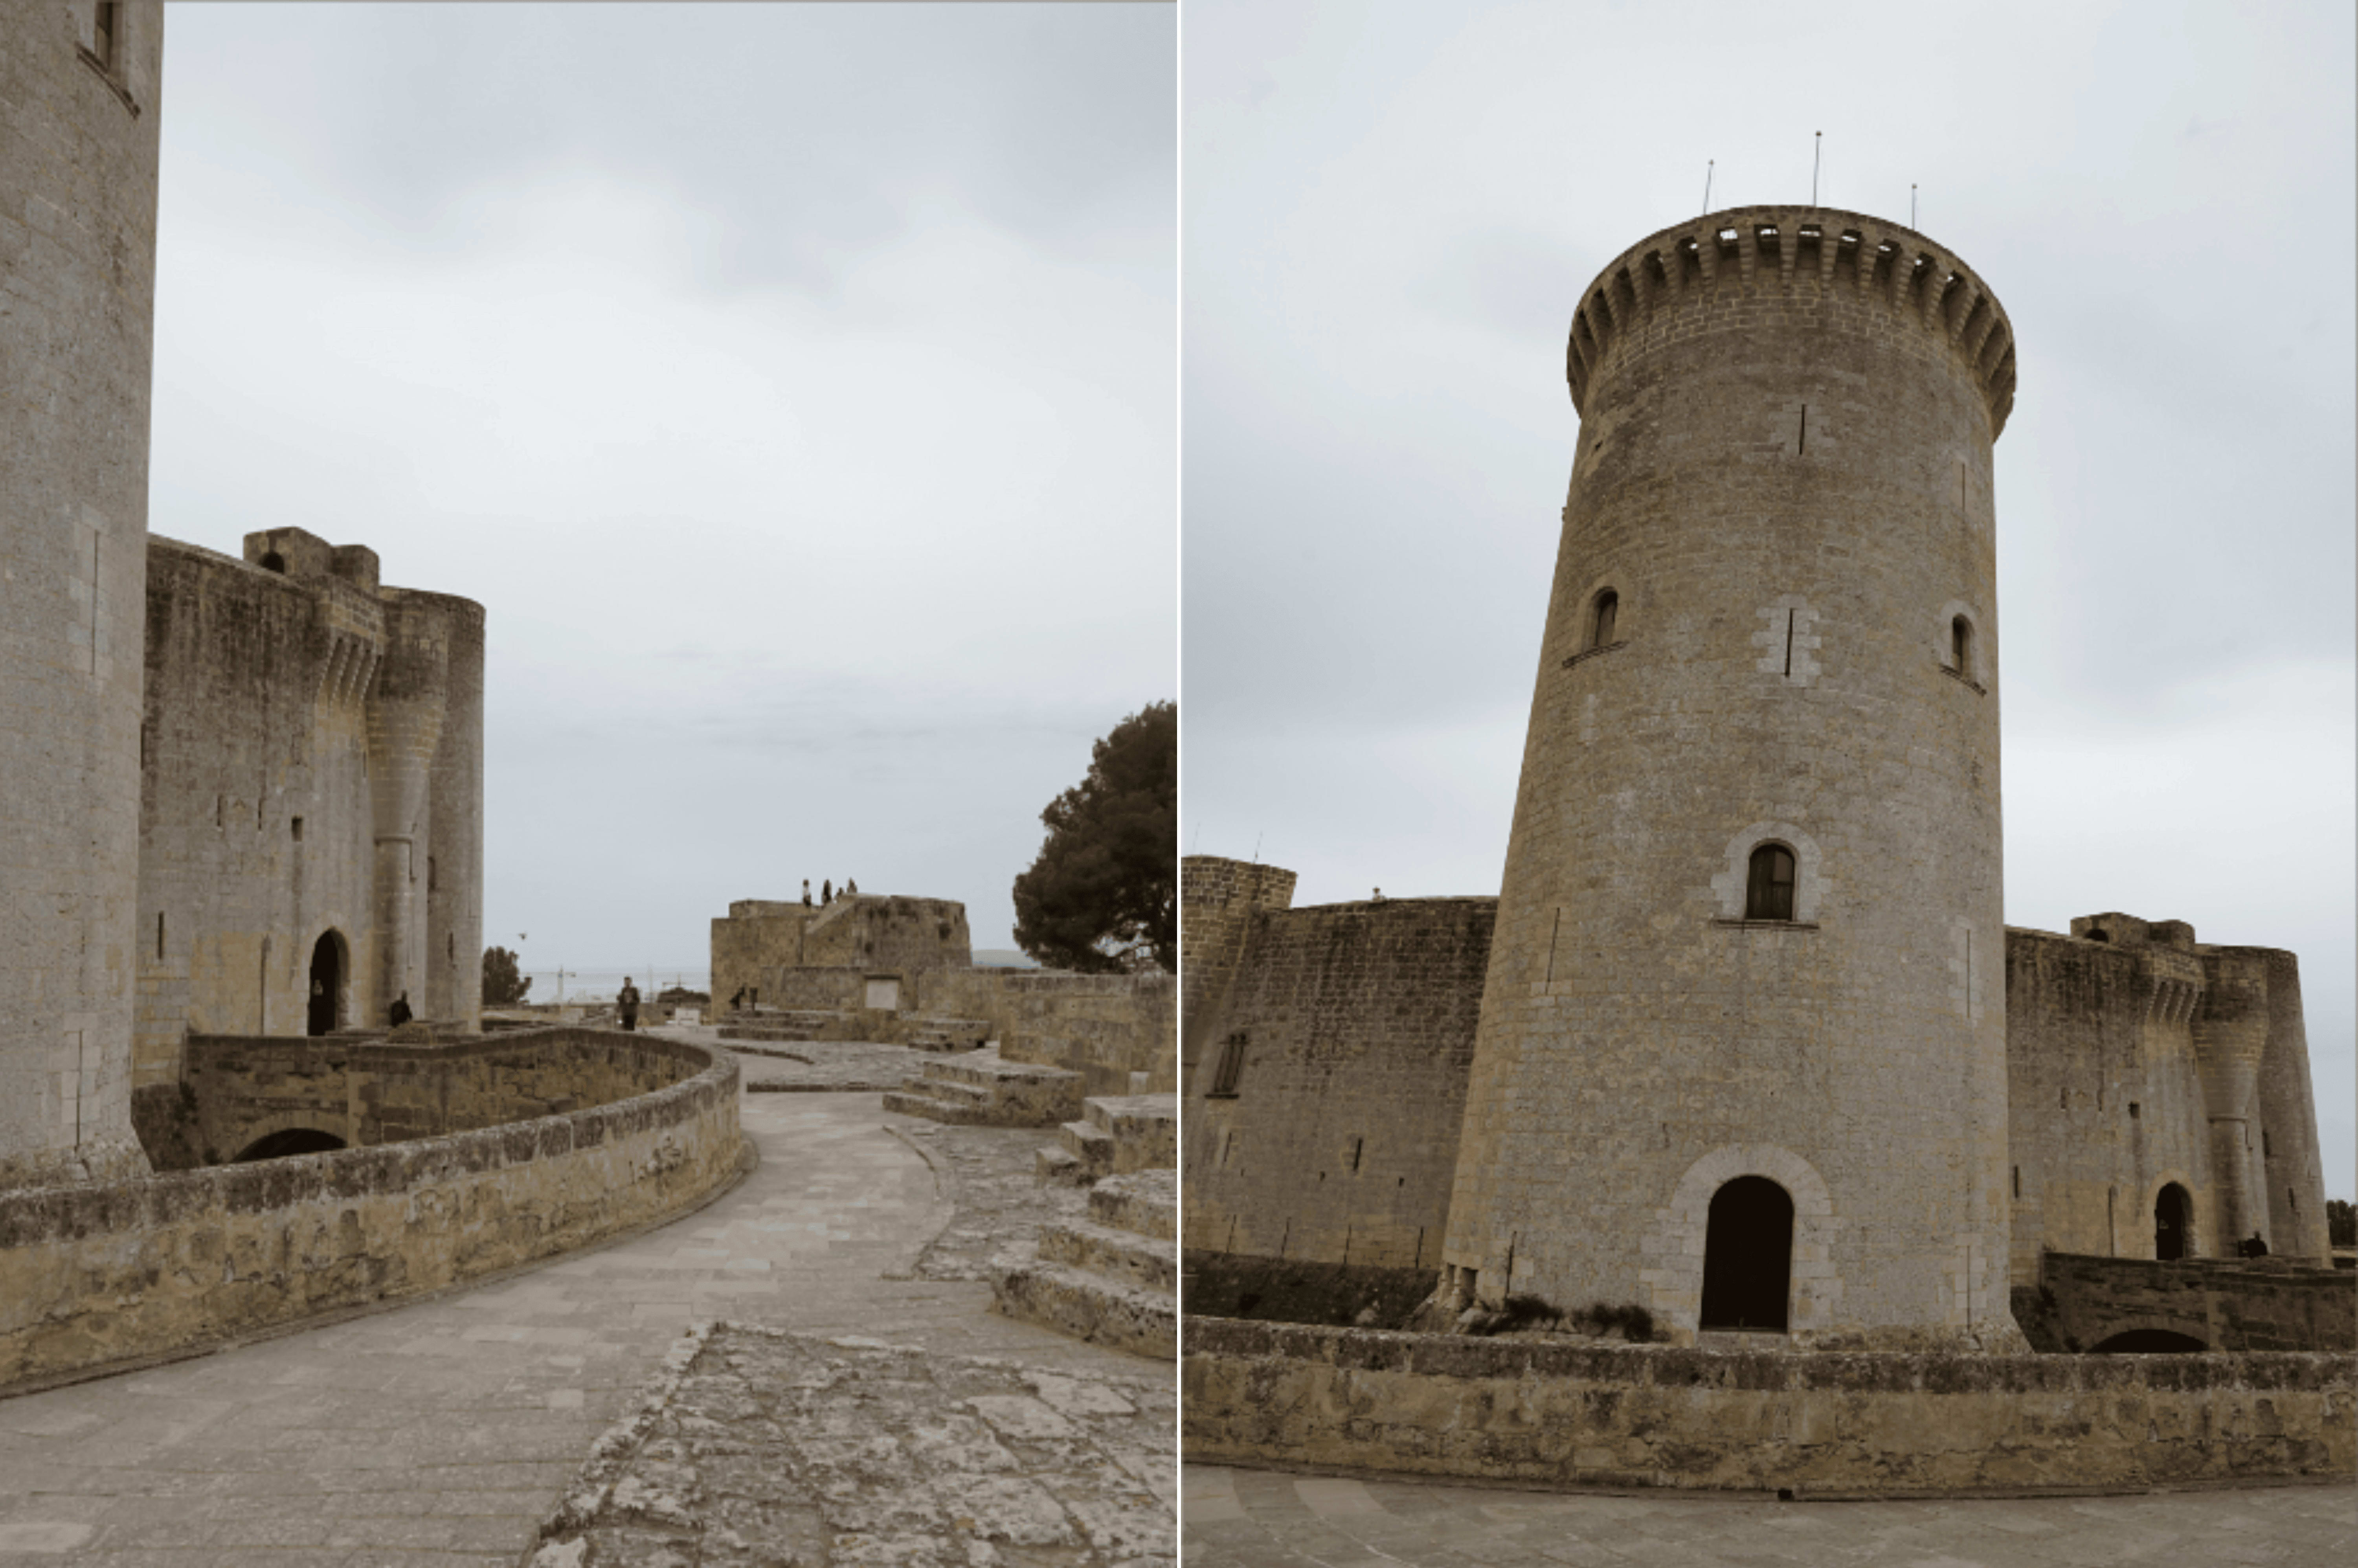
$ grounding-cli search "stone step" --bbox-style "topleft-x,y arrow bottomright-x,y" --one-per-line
1037,1219 -> 1176,1294
1088,1169 -> 1176,1241
926,1056 -> 1081,1089
1057,1120 -> 1116,1175
1082,1093 -> 1177,1138
989,1250 -> 1175,1362
880,1089 -> 1012,1126
910,1076 -> 992,1107
1034,1146 -> 1087,1187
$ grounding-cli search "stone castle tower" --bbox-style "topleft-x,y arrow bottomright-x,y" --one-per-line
0,3 -> 165,1189
1439,206 -> 2025,1350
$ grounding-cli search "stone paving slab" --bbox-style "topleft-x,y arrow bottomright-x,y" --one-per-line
1180,1465 -> 2357,1568
528,1324 -> 1173,1566
885,1116 -> 1089,1283
0,1092 -> 1167,1565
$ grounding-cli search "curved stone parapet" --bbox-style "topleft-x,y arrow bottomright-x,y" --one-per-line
1566,205 -> 2016,437
0,1030 -> 743,1394
1183,1319 -> 2355,1496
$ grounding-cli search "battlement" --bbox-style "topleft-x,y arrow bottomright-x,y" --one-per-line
1566,205 -> 2016,439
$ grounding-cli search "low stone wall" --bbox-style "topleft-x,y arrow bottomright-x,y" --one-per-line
2017,1252 -> 2356,1353
1183,1319 -> 2355,1496
163,1028 -> 703,1167
0,1032 -> 742,1394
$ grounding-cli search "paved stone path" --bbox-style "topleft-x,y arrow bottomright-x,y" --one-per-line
1182,1465 -> 2357,1567
537,1326 -> 1172,1566
0,1091 -> 1165,1566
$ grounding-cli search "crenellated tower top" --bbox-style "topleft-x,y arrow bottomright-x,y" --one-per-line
1567,206 -> 2017,439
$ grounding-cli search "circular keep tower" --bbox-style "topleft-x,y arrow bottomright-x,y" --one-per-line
1438,206 -> 2024,1351
0,4 -> 164,1189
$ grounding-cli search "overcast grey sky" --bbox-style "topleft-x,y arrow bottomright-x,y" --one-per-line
152,4 -> 1175,972
1181,0 -> 2356,1197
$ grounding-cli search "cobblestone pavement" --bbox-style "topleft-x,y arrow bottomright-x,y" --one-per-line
892,1120 -> 1089,1283
1181,1465 -> 2357,1568
532,1325 -> 1172,1567
0,1092 -> 1169,1566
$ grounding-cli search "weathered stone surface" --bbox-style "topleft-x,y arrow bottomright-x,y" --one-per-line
0,1 -> 164,1194
1183,1318 -> 2356,1496
0,1033 -> 742,1391
531,1326 -> 1173,1567
2018,1251 -> 2356,1353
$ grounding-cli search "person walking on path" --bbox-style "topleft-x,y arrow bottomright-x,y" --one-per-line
618,977 -> 641,1032
802,879 -> 812,906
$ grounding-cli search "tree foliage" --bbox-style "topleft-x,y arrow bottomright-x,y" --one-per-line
2329,1197 -> 2355,1249
1012,702 -> 1175,974
482,945 -> 532,1006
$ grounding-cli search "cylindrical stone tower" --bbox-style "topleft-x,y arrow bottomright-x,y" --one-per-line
367,594 -> 450,1026
1440,207 -> 2024,1350
422,592 -> 486,1031
0,4 -> 164,1189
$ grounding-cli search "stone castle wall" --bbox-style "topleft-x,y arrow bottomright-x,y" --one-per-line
163,1028 -> 701,1168
1183,896 -> 1493,1271
1443,207 -> 2018,1348
1177,856 -> 1296,1081
1186,856 -> 2340,1344
133,532 -> 485,1085
2004,921 -> 2331,1280
715,894 -> 1173,1092
1184,1320 -> 2354,1495
2019,1252 -> 2356,1355
709,894 -> 970,1013
0,1029 -> 742,1394
0,1 -> 166,1190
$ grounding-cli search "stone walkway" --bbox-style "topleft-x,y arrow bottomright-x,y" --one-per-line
537,1326 -> 1172,1566
1182,1465 -> 2357,1567
0,1091 -> 1168,1566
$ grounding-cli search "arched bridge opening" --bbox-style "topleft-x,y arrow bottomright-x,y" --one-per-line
234,1127 -> 348,1163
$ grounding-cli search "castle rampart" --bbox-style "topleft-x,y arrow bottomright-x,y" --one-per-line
1182,891 -> 1493,1272
0,1 -> 166,1190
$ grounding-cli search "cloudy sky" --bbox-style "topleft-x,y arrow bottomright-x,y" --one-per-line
151,4 -> 1175,976
1182,0 -> 2356,1196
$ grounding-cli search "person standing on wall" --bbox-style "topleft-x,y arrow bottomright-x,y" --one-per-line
618,977 -> 640,1032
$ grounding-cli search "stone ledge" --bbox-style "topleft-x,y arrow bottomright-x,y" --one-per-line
1184,1318 -> 2355,1496
0,1035 -> 743,1392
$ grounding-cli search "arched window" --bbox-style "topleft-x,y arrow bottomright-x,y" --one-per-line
1590,590 -> 1618,650
1950,615 -> 1972,674
2155,1183 -> 2192,1261
259,551 -> 286,574
1699,1175 -> 1793,1331
1745,843 -> 1795,921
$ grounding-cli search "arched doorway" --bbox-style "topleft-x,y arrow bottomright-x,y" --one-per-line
1699,1175 -> 1794,1331
2155,1182 -> 2192,1261
235,1127 -> 347,1162
2093,1328 -> 2206,1353
308,930 -> 346,1036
